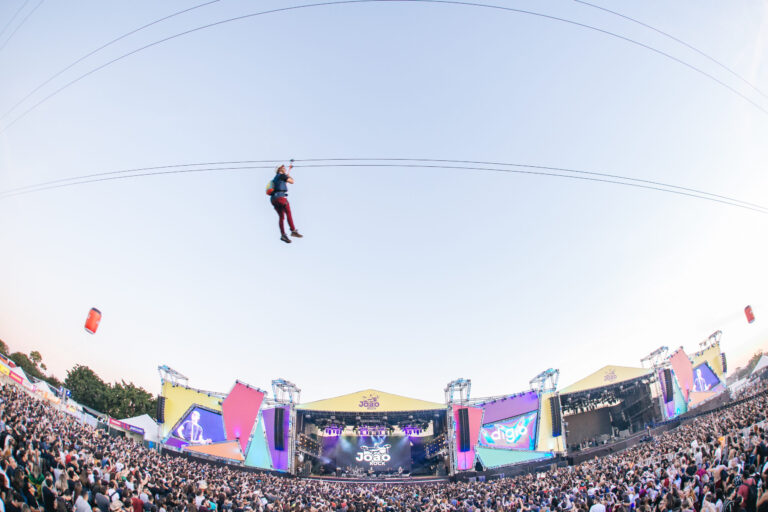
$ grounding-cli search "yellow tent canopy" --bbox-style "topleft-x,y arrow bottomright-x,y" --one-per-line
297,389 -> 445,413
560,365 -> 651,395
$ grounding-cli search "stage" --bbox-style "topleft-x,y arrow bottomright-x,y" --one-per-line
306,475 -> 449,485
559,366 -> 659,452
295,389 -> 451,480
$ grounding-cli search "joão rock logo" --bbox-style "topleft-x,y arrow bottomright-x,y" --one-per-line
358,394 -> 380,410
355,444 -> 391,466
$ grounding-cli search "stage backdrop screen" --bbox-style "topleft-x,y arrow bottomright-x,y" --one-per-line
479,411 -> 538,451
692,363 -> 720,392
166,406 -> 227,449
327,436 -> 411,472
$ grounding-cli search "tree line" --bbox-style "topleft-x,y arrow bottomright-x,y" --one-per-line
0,338 -> 156,420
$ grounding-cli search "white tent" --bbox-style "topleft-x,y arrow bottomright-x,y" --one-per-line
9,367 -> 35,390
120,414 -> 160,443
751,355 -> 768,376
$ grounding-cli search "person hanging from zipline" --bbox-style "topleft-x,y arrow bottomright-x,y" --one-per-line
266,161 -> 303,243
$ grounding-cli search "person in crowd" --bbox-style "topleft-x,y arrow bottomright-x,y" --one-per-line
0,377 -> 766,512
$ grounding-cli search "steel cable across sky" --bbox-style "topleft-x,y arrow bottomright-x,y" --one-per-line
1,0 -> 768,134
1,158 -> 766,215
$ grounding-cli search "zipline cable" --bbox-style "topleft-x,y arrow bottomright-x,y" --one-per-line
297,158 -> 768,211
0,160 -> 284,195
3,157 -> 765,212
0,0 -> 221,123
2,0 -> 767,134
573,0 -> 768,100
0,0 -> 31,41
0,0 -> 44,52
1,160 -> 766,215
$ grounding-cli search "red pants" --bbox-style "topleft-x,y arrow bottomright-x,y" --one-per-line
271,197 -> 296,235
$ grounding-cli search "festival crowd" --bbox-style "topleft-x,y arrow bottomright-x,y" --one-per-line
0,378 -> 767,512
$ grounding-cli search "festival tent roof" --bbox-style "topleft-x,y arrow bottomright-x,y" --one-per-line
10,366 -> 31,383
561,365 -> 652,395
297,389 -> 445,412
751,355 -> 768,375
29,377 -> 58,395
120,414 -> 160,443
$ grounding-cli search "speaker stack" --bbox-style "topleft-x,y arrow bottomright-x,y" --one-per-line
550,396 -> 562,437
275,407 -> 285,451
663,368 -> 673,400
156,396 -> 165,424
458,408 -> 471,452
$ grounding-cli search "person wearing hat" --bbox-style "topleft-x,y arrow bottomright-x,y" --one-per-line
109,500 -> 123,512
268,163 -> 303,244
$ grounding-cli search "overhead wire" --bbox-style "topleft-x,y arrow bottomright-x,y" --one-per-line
297,158 -> 768,211
3,157 -> 766,212
0,158 -> 765,215
0,0 -> 44,52
573,0 -> 768,100
0,0 -> 31,41
0,0 -> 221,123
2,0 -> 768,134
0,159 -> 283,195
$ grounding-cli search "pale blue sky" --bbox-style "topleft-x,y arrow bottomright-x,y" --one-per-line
1,0 -> 767,403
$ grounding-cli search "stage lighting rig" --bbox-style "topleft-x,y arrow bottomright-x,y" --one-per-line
444,378 -> 471,404
272,378 -> 301,404
529,368 -> 559,393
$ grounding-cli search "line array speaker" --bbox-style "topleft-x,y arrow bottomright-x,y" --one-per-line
275,407 -> 285,451
458,408 -> 470,452
663,368 -> 673,400
156,396 -> 165,424
550,396 -> 562,437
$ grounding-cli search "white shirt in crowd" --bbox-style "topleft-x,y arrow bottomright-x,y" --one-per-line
75,495 -> 93,512
589,503 -> 606,512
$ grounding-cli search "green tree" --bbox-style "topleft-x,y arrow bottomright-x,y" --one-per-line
0,339 -> 8,355
9,352 -> 46,380
64,365 -> 110,412
8,350 -> 60,388
63,365 -> 156,419
107,381 -> 157,419
46,374 -> 62,389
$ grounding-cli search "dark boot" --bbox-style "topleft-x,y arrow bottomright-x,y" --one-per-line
280,234 -> 291,243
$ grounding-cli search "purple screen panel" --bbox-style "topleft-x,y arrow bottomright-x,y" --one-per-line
479,391 -> 539,425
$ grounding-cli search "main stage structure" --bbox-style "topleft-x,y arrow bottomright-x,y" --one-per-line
151,341 -> 729,479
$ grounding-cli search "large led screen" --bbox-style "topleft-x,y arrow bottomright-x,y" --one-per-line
479,391 -> 539,425
166,406 -> 227,449
692,363 -> 720,393
323,436 -> 411,472
479,411 -> 538,451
